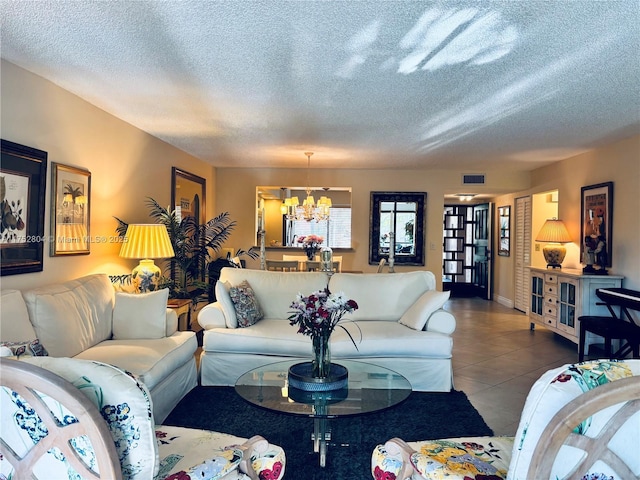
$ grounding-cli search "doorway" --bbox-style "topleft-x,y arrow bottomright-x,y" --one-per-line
443,203 -> 493,299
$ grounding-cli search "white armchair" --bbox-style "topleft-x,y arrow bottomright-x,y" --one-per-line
371,359 -> 640,479
0,357 -> 285,480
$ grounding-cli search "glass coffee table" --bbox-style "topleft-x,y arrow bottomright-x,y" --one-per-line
235,359 -> 412,467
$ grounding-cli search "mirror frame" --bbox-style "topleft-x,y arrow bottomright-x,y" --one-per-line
171,167 -> 206,224
369,191 -> 427,266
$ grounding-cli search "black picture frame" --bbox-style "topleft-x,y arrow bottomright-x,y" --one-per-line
1,139 -> 48,276
498,205 -> 510,256
171,167 -> 206,225
369,191 -> 427,266
580,181 -> 613,268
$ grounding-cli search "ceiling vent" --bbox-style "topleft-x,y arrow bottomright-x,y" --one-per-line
462,174 -> 485,185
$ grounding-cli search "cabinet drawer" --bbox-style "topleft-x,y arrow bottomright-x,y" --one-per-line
545,284 -> 558,296
544,315 -> 557,328
544,304 -> 557,317
545,295 -> 557,305
545,273 -> 558,284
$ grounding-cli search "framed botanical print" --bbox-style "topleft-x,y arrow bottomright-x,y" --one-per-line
50,163 -> 91,256
1,139 -> 48,275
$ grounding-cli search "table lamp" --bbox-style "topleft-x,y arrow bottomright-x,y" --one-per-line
119,224 -> 175,293
535,218 -> 571,268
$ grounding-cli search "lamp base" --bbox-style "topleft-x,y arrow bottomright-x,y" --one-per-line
542,244 -> 566,269
132,259 -> 161,293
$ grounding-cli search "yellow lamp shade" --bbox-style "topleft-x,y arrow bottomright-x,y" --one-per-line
119,224 -> 175,293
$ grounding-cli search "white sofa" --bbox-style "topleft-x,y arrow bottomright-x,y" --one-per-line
0,273 -> 198,423
198,268 -> 455,391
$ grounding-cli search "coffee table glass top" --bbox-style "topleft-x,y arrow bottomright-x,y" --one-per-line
235,359 -> 412,419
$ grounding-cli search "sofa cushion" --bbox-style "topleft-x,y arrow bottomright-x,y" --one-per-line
229,280 -> 263,327
399,290 -> 451,331
329,271 -> 436,321
75,331 -> 197,392
112,288 -> 169,339
22,274 -> 114,357
0,289 -> 37,342
218,268 -> 328,320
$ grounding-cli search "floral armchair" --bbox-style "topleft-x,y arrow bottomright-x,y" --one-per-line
371,359 -> 640,480
0,357 -> 285,480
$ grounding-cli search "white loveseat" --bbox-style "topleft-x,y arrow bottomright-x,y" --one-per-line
0,273 -> 198,423
198,268 -> 455,391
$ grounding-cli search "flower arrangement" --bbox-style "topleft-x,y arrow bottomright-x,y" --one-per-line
288,288 -> 359,378
297,234 -> 323,260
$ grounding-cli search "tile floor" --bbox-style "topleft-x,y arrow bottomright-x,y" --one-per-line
447,296 -> 579,436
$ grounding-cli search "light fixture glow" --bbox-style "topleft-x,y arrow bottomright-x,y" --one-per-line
281,152 -> 331,223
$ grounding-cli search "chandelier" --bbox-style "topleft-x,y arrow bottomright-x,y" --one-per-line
281,152 -> 331,222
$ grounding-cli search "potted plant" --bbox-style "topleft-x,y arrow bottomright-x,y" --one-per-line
115,197 -> 257,301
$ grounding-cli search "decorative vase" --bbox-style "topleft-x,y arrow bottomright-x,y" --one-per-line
306,248 -> 316,260
312,334 -> 331,379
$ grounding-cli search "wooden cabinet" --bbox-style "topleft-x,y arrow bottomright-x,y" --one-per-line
528,267 -> 623,345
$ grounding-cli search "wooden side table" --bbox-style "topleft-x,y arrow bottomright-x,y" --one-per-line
167,298 -> 192,331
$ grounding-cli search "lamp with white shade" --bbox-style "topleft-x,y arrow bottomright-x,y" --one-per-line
535,218 -> 572,269
119,224 -> 175,293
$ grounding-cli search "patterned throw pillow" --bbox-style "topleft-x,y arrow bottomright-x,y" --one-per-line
0,339 -> 48,358
229,280 -> 264,327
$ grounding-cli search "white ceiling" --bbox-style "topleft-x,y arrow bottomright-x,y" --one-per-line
2,1 -> 639,171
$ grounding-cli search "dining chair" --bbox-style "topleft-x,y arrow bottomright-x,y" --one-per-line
266,259 -> 299,271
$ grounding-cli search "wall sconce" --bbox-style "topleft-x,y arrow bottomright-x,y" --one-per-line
535,218 -> 571,268
119,224 -> 175,293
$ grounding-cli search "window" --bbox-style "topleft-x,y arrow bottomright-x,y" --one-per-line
290,207 -> 351,249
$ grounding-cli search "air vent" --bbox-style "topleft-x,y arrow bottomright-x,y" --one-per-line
462,174 -> 485,185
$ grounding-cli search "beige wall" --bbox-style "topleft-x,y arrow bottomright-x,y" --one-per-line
490,134 -> 640,305
215,168 -> 530,284
1,60 -> 215,290
530,134 -> 640,290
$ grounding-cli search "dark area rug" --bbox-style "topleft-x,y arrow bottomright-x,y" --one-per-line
164,386 -> 493,480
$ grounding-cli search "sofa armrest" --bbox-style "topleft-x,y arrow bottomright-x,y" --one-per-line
165,308 -> 178,336
423,309 -> 456,334
197,303 -> 228,329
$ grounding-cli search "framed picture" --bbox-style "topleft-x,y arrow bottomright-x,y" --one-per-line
498,206 -> 510,256
171,167 -> 206,224
50,163 -> 91,256
1,140 -> 48,276
580,181 -> 613,268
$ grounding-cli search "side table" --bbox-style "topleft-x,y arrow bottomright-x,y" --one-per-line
167,298 -> 192,331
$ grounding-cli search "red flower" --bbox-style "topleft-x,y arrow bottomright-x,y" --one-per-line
259,461 -> 283,480
373,466 -> 396,480
165,471 -> 190,480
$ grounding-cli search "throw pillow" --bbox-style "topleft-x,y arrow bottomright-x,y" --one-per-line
112,288 -> 169,340
0,339 -> 49,358
398,290 -> 451,331
215,280 -> 238,328
229,280 -> 263,327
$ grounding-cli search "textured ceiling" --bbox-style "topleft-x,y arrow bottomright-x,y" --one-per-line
1,1 -> 639,171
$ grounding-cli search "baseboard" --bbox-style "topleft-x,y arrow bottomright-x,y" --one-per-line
494,295 -> 514,309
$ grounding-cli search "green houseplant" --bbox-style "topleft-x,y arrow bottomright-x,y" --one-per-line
115,197 -> 257,300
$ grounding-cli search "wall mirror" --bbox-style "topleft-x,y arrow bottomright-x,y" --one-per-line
369,191 -> 427,266
256,186 -> 352,249
172,167 -> 206,224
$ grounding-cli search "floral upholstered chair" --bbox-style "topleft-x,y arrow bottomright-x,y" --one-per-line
0,357 -> 285,480
371,359 -> 640,480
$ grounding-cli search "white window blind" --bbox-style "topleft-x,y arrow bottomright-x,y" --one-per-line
292,207 -> 351,248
